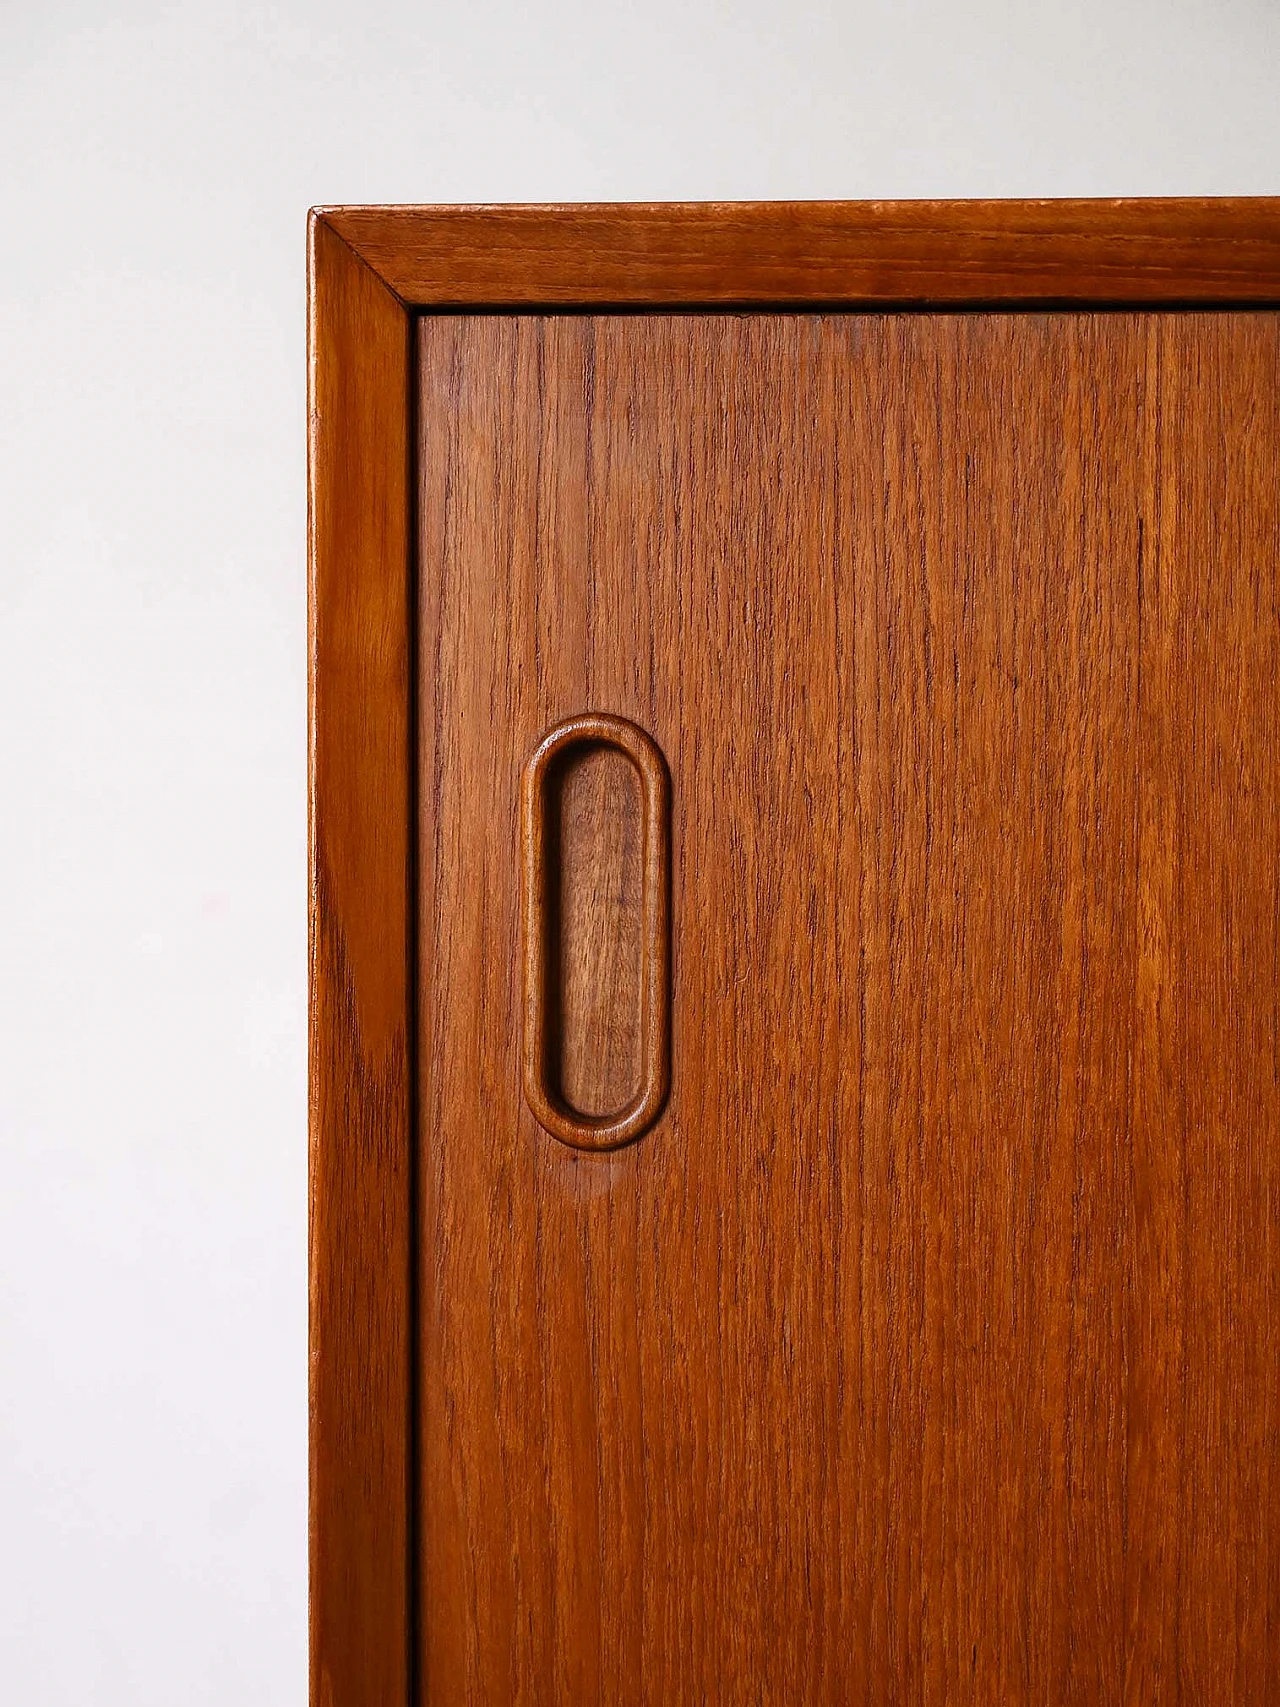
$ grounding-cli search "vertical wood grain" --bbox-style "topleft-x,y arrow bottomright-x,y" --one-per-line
415,309 -> 1280,1704
549,743 -> 644,1119
309,216 -> 412,1707
1124,315 -> 1280,1707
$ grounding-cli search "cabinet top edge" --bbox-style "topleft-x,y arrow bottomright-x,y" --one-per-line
310,199 -> 1280,309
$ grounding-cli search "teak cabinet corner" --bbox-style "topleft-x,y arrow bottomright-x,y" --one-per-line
309,200 -> 1280,1706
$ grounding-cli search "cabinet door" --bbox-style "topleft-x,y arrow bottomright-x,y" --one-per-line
414,310 -> 1280,1704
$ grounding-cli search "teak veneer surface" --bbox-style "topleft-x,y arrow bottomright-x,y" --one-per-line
310,201 -> 1280,1707
415,310 -> 1280,1705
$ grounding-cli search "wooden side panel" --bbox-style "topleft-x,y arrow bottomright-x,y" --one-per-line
328,199 -> 1280,307
308,217 -> 413,1707
415,310 -> 1280,1705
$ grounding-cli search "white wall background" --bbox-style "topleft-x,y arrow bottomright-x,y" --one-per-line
2,2 -> 1278,1701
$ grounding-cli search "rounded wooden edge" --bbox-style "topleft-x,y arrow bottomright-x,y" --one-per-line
521,713 -> 671,1152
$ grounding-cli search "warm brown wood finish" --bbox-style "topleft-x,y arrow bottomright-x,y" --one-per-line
547,742 -> 645,1120
308,216 -> 413,1707
324,199 -> 1280,306
416,310 -> 1280,1704
310,203 -> 1280,1707
521,713 -> 670,1150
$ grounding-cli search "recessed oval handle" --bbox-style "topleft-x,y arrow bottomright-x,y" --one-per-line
522,713 -> 670,1150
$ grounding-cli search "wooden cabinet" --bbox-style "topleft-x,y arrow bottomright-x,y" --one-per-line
310,201 -> 1280,1705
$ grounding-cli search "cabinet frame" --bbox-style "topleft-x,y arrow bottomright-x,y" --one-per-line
307,197 -> 1280,1707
